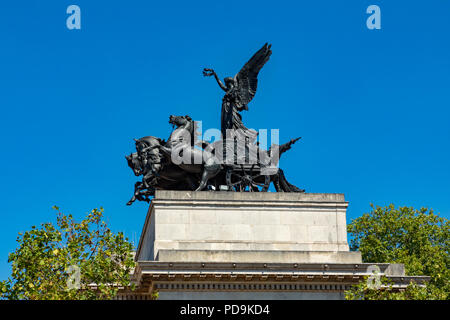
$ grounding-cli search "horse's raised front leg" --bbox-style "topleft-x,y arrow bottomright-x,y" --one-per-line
127,182 -> 142,205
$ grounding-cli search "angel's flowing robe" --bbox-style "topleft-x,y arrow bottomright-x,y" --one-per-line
221,89 -> 258,143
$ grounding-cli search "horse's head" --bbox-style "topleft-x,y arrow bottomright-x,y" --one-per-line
126,152 -> 143,176
131,136 -> 164,176
134,136 -> 162,153
169,115 -> 192,128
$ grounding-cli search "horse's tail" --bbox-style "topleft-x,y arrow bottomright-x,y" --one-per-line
278,168 -> 305,193
279,137 -> 301,158
268,137 -> 301,160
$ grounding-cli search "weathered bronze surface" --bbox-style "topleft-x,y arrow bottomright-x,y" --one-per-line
126,44 -> 304,205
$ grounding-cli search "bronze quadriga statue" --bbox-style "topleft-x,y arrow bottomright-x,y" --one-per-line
126,44 -> 304,205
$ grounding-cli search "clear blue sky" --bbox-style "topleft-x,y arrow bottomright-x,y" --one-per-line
0,1 -> 449,280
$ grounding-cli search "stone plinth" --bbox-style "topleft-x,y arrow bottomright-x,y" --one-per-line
135,191 -> 361,264
125,191 -> 429,300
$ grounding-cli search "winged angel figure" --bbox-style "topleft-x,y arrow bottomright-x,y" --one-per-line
203,43 -> 272,142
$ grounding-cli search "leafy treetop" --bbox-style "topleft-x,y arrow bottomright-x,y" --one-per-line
0,207 -> 136,300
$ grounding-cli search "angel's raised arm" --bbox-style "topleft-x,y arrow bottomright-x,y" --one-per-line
203,68 -> 227,92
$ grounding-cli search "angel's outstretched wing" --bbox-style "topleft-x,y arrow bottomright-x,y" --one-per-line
234,43 -> 272,108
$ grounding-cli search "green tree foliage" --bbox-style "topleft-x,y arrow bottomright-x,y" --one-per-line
0,207 -> 136,300
345,204 -> 449,300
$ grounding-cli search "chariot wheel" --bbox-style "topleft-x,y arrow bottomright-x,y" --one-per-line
225,164 -> 270,192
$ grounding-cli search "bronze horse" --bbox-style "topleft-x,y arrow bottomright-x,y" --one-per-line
126,115 -> 303,205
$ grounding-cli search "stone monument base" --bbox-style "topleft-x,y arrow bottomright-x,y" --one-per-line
136,191 -> 359,263
121,191 -> 428,300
